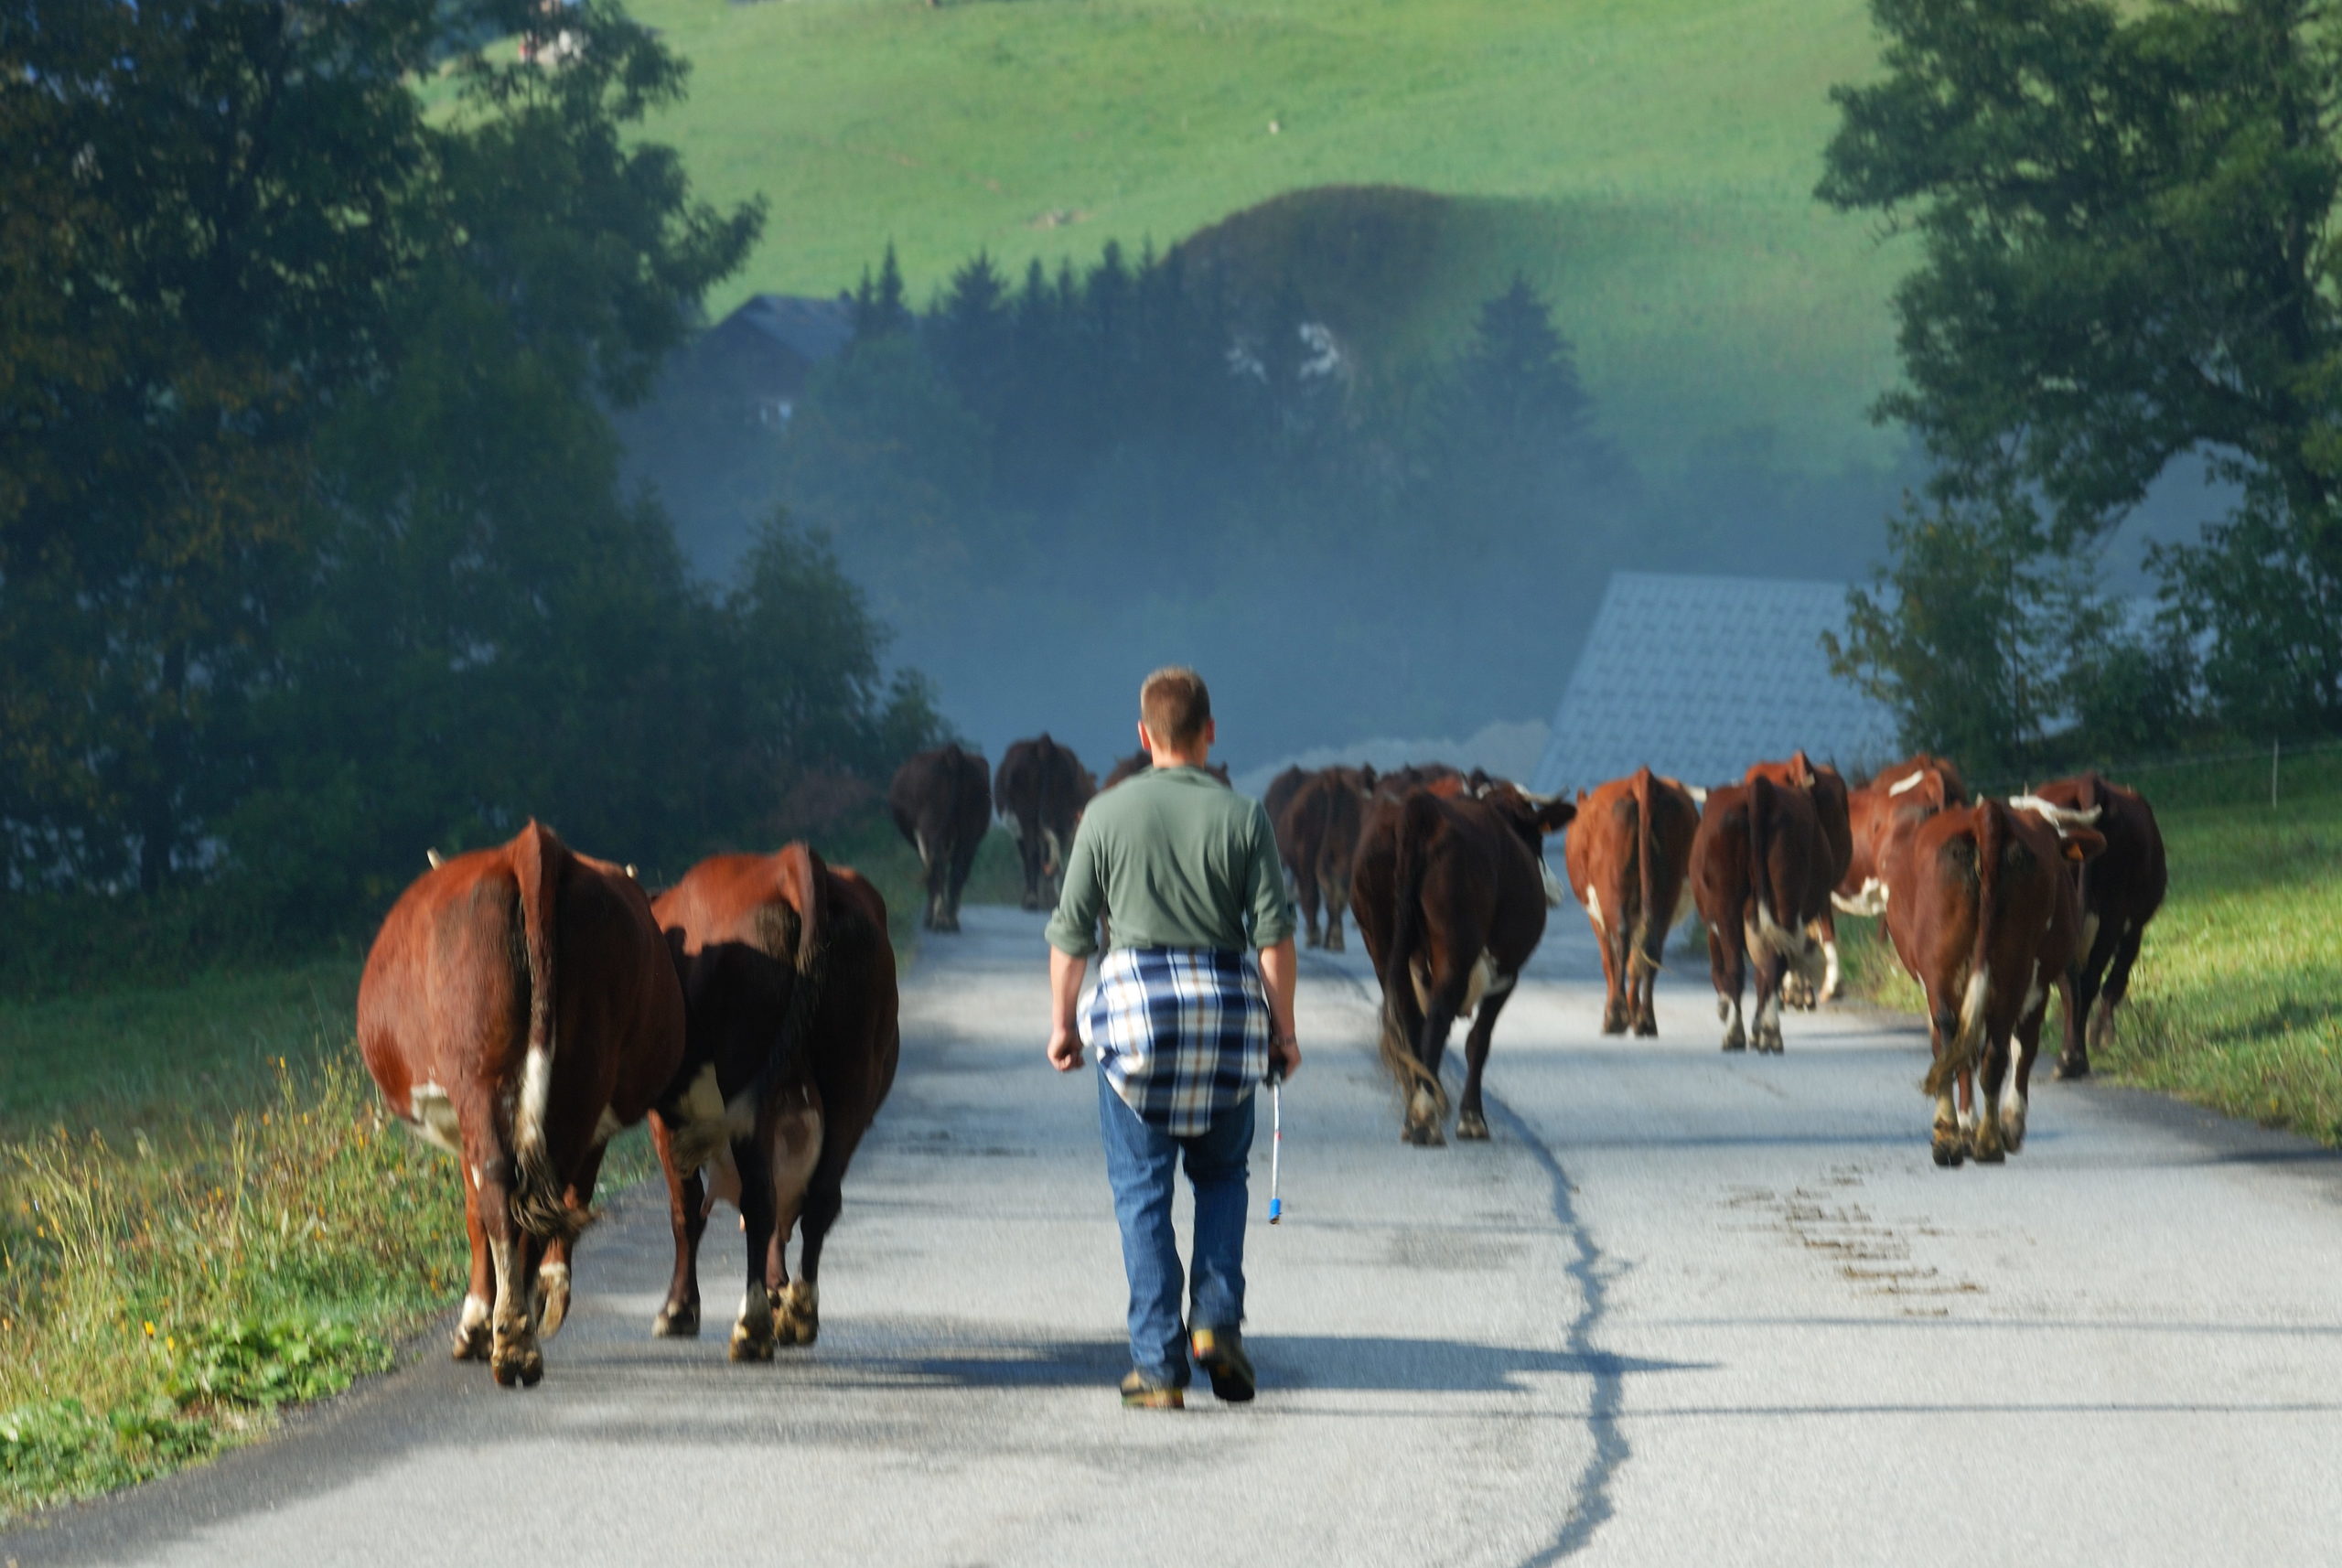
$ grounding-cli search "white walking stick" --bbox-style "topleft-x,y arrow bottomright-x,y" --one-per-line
1266,1061 -> 1284,1224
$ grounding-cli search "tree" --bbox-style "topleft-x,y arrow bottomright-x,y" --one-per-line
1824,489 -> 2080,777
1818,0 -> 2342,741
1415,274 -> 1606,555
851,242 -> 913,342
0,0 -> 449,891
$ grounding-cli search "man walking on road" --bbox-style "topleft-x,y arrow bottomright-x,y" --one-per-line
1045,667 -> 1301,1409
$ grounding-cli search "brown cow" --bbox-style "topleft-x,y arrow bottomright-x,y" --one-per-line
648,845 -> 901,1358
1262,766 -> 1310,842
1351,781 -> 1575,1145
1276,765 -> 1376,951
1741,751 -> 1853,1005
889,743 -> 992,931
994,734 -> 1093,911
1832,755 -> 1969,919
1371,762 -> 1463,800
358,822 -> 690,1387
1563,768 -> 1702,1036
1881,798 -> 2105,1165
1101,748 -> 1231,790
2028,772 -> 2166,1079
1689,774 -> 1839,1053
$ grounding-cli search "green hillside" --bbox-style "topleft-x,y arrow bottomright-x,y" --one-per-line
625,0 -> 1909,471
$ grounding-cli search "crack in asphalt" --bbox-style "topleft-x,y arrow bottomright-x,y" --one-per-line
1305,953 -> 1628,1563
1477,1084 -> 1626,1566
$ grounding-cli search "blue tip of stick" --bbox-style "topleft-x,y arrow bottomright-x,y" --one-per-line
1267,1197 -> 1283,1222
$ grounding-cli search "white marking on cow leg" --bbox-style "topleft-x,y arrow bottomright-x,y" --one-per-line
1586,887 -> 1606,932
914,831 -> 933,874
535,1262 -> 572,1337
1821,939 -> 1842,1002
451,1292 -> 491,1360
406,1082 -> 464,1156
2002,1078 -> 2028,1152
1539,860 -> 1567,908
732,1284 -> 775,1361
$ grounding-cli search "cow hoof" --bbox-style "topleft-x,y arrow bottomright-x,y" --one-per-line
729,1325 -> 776,1362
450,1325 -> 489,1362
2001,1115 -> 2026,1155
1326,932 -> 1345,954
1456,1111 -> 1489,1142
490,1343 -> 543,1389
1930,1122 -> 1966,1168
2054,1054 -> 2090,1081
1601,1006 -> 1628,1036
651,1302 -> 701,1338
1721,1034 -> 1746,1053
1971,1124 -> 2006,1163
775,1281 -> 819,1346
1020,894 -> 1040,912
1632,1015 -> 1658,1038
1402,1121 -> 1445,1148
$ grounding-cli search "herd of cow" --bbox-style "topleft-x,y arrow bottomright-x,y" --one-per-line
349,729 -> 2165,1391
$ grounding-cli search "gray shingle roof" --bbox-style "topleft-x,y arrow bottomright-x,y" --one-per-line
1531,572 -> 1902,795
731,295 -> 854,364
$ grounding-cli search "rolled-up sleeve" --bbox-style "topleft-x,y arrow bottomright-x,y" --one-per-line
1045,814 -> 1106,957
1243,801 -> 1296,949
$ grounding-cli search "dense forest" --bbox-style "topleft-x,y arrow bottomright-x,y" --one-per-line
627,241 -> 1916,764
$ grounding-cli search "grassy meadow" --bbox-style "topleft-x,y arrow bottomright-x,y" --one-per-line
1836,751 -> 2342,1144
621,0 -> 1907,471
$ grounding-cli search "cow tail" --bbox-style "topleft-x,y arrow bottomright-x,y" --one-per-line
1379,792 -> 1446,1112
1926,803 -> 1999,1099
757,844 -> 828,1112
510,820 -> 584,1244
1631,768 -> 1665,978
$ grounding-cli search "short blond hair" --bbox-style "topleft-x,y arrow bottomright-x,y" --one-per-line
1140,666 -> 1211,749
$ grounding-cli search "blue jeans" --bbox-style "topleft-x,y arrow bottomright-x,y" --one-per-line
1097,1066 -> 1253,1386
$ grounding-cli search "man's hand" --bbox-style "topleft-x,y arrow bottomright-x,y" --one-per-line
1257,936 -> 1300,1081
1270,1032 -> 1301,1082
1047,947 -> 1090,1074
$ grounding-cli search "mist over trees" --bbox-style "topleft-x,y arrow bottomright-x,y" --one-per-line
1820,0 -> 2342,768
630,242 -> 1909,764
0,0 -> 938,951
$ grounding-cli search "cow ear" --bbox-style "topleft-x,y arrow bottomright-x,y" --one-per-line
1538,798 -> 1577,832
2060,828 -> 2108,864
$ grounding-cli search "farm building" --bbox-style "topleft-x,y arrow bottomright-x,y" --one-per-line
683,293 -> 855,428
1531,571 -> 1901,796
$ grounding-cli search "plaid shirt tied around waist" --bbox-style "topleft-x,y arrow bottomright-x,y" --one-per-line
1081,947 -> 1271,1135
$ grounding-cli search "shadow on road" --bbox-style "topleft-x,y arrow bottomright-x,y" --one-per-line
868,1334 -> 1703,1394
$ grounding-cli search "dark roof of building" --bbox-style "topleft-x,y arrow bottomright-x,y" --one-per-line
1531,571 -> 1901,794
723,294 -> 854,365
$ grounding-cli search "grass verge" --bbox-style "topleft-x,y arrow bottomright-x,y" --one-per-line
1833,777 -> 2342,1144
0,810 -> 983,1521
1,1048 -> 468,1521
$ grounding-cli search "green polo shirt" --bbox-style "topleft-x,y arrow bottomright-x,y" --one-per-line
1045,764 -> 1295,957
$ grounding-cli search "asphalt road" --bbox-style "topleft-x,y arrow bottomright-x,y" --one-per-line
10,905 -> 2342,1567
